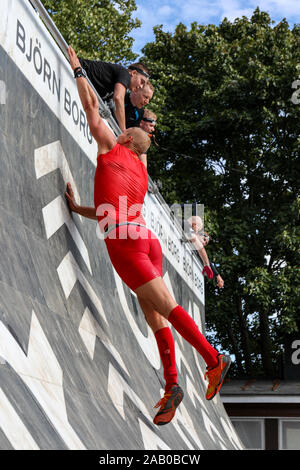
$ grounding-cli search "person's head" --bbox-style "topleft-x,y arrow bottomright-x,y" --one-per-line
140,109 -> 157,134
117,127 -> 151,157
200,231 -> 211,247
128,63 -> 150,92
187,216 -> 203,233
187,216 -> 211,246
130,82 -> 154,109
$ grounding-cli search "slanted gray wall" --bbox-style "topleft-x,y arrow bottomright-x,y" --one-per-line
0,0 -> 243,450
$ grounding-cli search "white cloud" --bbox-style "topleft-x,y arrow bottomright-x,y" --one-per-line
218,0 -> 300,23
131,0 -> 299,54
220,7 -> 255,22
254,0 -> 300,17
132,4 -> 158,53
157,5 -> 173,18
218,0 -> 252,21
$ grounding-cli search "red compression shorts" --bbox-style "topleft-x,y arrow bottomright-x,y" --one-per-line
104,225 -> 163,291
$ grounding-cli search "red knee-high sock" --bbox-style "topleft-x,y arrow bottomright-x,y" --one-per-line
155,327 -> 177,392
168,305 -> 219,368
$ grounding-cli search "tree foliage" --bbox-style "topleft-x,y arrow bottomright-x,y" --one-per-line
42,0 -> 141,63
141,9 -> 300,377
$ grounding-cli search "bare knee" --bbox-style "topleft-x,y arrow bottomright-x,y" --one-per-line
135,278 -> 177,317
144,312 -> 168,332
138,297 -> 168,332
139,292 -> 173,318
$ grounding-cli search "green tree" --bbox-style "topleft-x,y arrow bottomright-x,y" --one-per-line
42,0 -> 141,63
142,9 -> 300,378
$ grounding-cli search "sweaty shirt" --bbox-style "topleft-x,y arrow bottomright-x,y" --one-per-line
94,143 -> 148,229
79,58 -> 131,99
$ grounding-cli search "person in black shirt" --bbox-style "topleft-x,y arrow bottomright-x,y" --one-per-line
124,82 -> 154,128
79,58 -> 150,132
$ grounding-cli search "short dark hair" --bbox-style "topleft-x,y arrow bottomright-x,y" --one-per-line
128,63 -> 150,79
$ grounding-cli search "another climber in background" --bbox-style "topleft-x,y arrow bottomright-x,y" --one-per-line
186,216 -> 224,289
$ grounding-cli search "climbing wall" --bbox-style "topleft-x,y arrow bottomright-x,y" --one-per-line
0,0 -> 243,450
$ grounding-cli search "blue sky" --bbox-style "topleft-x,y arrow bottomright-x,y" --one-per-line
131,0 -> 300,55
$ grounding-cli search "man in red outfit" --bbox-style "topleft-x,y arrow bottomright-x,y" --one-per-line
66,45 -> 231,426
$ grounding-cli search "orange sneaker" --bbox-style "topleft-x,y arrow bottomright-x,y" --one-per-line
153,384 -> 184,426
204,354 -> 231,400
